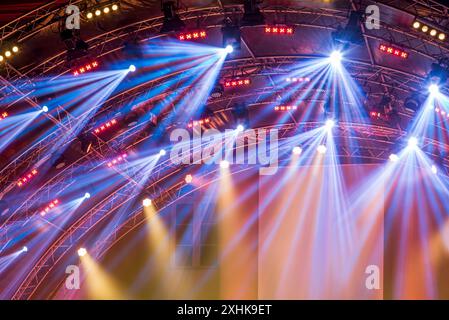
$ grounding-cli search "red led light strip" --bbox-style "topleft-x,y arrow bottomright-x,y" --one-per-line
264,26 -> 294,34
224,79 -> 251,87
188,118 -> 210,128
107,153 -> 128,167
73,61 -> 99,76
93,119 -> 118,135
41,199 -> 59,217
379,44 -> 408,59
178,30 -> 207,41
274,105 -> 298,111
17,169 -> 38,187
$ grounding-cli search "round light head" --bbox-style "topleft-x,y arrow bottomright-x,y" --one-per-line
329,51 -> 342,65
22,246 -> 28,253
112,4 -> 119,11
95,9 -> 101,16
87,12 -> 93,19
292,146 -> 302,155
142,198 -> 152,207
5,51 -> 11,57
412,21 -> 420,29
84,192 -> 91,199
236,124 -> 244,132
42,105 -> 49,112
224,45 -> 234,54
429,84 -> 439,96
77,248 -> 87,257
317,145 -> 327,154
159,149 -> 166,156
103,7 -> 110,13
12,46 -> 18,53
389,153 -> 399,162
431,165 -> 438,175
408,137 -> 418,149
128,64 -> 136,72
422,25 -> 429,32
430,29 -> 437,37
185,174 -> 193,184
325,119 -> 335,130
220,160 -> 230,169
438,33 -> 446,41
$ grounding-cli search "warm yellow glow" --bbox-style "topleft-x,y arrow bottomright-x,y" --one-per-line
77,247 -> 87,257
142,198 -> 152,207
412,21 -> 420,29
185,174 -> 193,184
421,25 -> 428,32
95,9 -> 101,16
0,55 -> 3,62
112,4 -> 119,11
439,33 -> 446,41
12,46 -> 18,53
5,51 -> 11,57
103,7 -> 110,14
87,12 -> 93,19
430,29 -> 437,36
80,252 -> 124,299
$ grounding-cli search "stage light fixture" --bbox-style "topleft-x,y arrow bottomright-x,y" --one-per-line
17,169 -> 38,187
224,78 -> 251,88
431,165 -> 438,175
404,94 -> 421,112
112,4 -> 119,11
0,55 -> 3,62
379,44 -> 408,59
389,154 -> 399,162
211,84 -> 224,98
188,117 -> 210,128
142,198 -> 152,207
107,153 -> 128,167
412,20 -> 446,42
87,12 -> 93,19
220,160 -> 230,169
178,30 -> 207,41
128,64 -> 136,72
286,77 -> 310,83
408,137 -> 418,149
236,124 -> 245,132
41,199 -> 59,217
222,18 -> 241,52
332,11 -> 364,46
224,44 -> 234,54
317,145 -> 327,154
4,51 -> 11,57
429,84 -> 440,95
413,21 -> 420,29
159,149 -> 167,156
95,9 -> 101,16
84,192 -> 91,199
329,51 -> 342,66
12,46 -> 18,53
93,118 -> 118,135
325,119 -> 335,130
22,246 -> 28,253
185,174 -> 193,184
78,248 -> 87,257
264,25 -> 294,35
160,1 -> 185,33
274,105 -> 298,111
103,7 -> 110,14
292,146 -> 302,155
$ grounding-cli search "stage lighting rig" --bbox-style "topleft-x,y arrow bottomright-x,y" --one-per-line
264,25 -> 294,35
178,30 -> 207,41
231,103 -> 250,129
222,18 -> 241,52
0,44 -> 19,62
332,11 -> 364,48
379,44 -> 408,59
224,78 -> 251,88
160,0 -> 185,33
412,20 -> 446,42
242,0 -> 265,26
85,2 -> 120,20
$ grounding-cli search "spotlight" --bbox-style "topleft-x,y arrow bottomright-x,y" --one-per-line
329,51 -> 342,65
220,160 -> 230,169
430,29 -> 437,37
389,153 -> 399,162
408,137 -> 418,149
404,94 -> 421,112
292,146 -> 302,155
42,106 -> 49,112
22,246 -> 28,253
224,44 -> 234,54
87,12 -> 93,19
429,84 -> 440,95
236,124 -> 244,132
412,21 -> 420,29
77,248 -> 87,257
95,9 -> 101,16
5,51 -> 11,57
317,145 -> 327,154
0,55 -> 3,62
185,174 -> 193,184
142,198 -> 152,207
325,119 -> 335,130
103,7 -> 110,14
12,46 -> 18,53
84,192 -> 91,199
439,33 -> 446,41
112,4 -> 119,11
431,165 -> 438,175
128,64 -> 136,72
159,149 -> 166,156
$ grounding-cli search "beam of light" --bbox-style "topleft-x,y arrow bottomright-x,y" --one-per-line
328,50 -> 343,66
429,84 -> 440,96
0,110 -> 41,152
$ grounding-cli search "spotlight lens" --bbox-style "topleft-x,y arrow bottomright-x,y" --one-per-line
95,10 -> 101,16
422,25 -> 428,32
408,137 -> 418,148
159,149 -> 166,156
84,192 -> 91,199
220,160 -> 230,169
429,84 -> 439,95
112,4 -> 119,10
413,21 -> 420,29
104,7 -> 110,13
5,51 -> 11,57
431,165 -> 438,175
87,12 -> 93,19
430,29 -> 437,36
12,46 -> 18,53
329,51 -> 342,65
42,106 -> 49,112
22,246 -> 28,252
317,145 -> 327,154
128,64 -> 136,72
0,55 -> 3,62
224,45 -> 234,54
142,198 -> 152,207
236,124 -> 244,132
438,33 -> 446,40
292,146 -> 302,155
77,248 -> 87,257
325,119 -> 335,130
185,174 -> 193,184
389,154 -> 399,162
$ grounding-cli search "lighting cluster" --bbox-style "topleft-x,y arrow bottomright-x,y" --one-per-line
86,3 -> 119,19
224,79 -> 251,88
40,199 -> 59,217
17,169 -> 38,187
434,107 -> 449,120
369,111 -> 387,120
0,111 -> 8,120
107,153 -> 128,167
412,21 -> 446,41
0,45 -> 19,62
379,44 -> 408,59
286,77 -> 311,83
178,30 -> 207,41
73,61 -> 99,76
188,118 -> 210,128
264,26 -> 294,35
92,118 -> 118,135
274,105 -> 298,111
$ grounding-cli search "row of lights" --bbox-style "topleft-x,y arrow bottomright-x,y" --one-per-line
107,153 -> 128,167
224,78 -> 251,88
92,118 -> 118,135
17,169 -> 38,187
285,77 -> 311,83
0,46 -> 19,62
412,21 -> 446,41
178,30 -> 207,41
86,3 -> 119,19
264,26 -> 294,35
40,199 -> 59,217
434,107 -> 449,119
188,117 -> 210,128
379,44 -> 408,59
274,105 -> 298,111
73,61 -> 99,76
